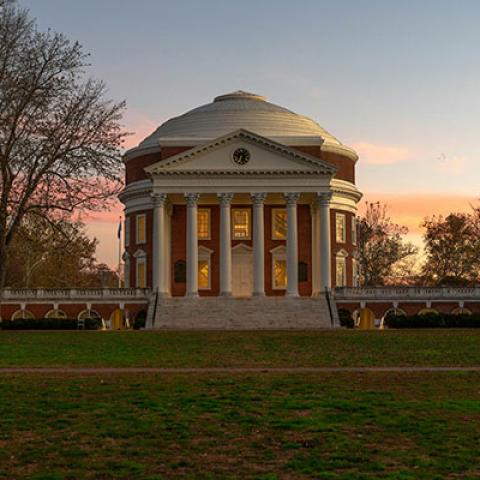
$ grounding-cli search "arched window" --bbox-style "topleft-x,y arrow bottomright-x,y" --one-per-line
418,308 -> 439,316
45,309 -> 67,319
451,307 -> 472,315
11,309 -> 35,320
78,309 -> 101,321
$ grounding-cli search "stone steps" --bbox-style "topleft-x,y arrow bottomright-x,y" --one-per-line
151,295 -> 333,329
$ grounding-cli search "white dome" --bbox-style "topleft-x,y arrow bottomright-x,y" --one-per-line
139,91 -> 343,148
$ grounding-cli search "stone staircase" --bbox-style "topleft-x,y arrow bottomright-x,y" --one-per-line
148,294 -> 334,329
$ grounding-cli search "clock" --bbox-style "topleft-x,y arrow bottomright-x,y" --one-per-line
232,148 -> 251,166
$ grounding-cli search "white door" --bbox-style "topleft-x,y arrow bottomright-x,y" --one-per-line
232,245 -> 253,297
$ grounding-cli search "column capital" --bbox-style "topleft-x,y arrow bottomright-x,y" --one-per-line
184,193 -> 200,206
316,192 -> 333,206
217,193 -> 234,206
284,192 -> 300,205
151,192 -> 168,206
250,192 -> 267,205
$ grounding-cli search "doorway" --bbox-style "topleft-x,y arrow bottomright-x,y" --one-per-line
231,244 -> 253,297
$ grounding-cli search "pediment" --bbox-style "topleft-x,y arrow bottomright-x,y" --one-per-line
145,129 -> 336,176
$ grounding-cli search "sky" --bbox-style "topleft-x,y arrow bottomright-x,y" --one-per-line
19,0 -> 480,266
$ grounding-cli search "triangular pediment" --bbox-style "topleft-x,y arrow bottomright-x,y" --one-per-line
145,129 -> 336,176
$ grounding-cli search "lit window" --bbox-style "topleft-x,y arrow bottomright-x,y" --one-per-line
198,260 -> 210,289
272,208 -> 287,240
198,246 -> 212,290
274,260 -> 287,289
136,214 -> 146,244
352,258 -> 359,287
136,259 -> 146,288
45,309 -> 67,319
197,208 -> 210,240
352,216 -> 357,245
336,256 -> 347,287
336,213 -> 346,243
125,217 -> 130,247
232,208 -> 251,239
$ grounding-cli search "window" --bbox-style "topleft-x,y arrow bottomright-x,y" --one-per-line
198,246 -> 212,290
336,213 -> 346,243
232,208 -> 251,240
11,309 -> 34,320
136,214 -> 146,244
352,258 -> 359,287
45,309 -> 67,319
136,258 -> 146,288
351,216 -> 357,245
336,255 -> 347,287
272,208 -> 287,240
271,246 -> 287,289
197,208 -> 210,240
125,217 -> 130,247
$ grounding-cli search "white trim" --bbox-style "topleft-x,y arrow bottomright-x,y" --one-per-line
335,254 -> 347,287
335,212 -> 346,243
44,309 -> 67,319
231,207 -> 251,240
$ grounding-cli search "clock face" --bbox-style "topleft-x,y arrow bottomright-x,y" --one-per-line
232,148 -> 251,166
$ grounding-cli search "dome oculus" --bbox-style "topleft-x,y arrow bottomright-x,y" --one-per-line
232,147 -> 250,166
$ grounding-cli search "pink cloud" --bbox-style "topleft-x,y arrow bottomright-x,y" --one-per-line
352,142 -> 412,165
359,192 -> 478,234
122,109 -> 161,149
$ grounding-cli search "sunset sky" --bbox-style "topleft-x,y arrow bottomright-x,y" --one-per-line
20,0 -> 480,266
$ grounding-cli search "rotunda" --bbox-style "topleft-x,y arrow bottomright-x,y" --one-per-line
120,91 -> 362,328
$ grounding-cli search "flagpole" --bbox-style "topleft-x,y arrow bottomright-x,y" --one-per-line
118,216 -> 122,288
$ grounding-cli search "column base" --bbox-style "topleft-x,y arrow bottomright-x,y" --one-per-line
252,291 -> 266,297
286,292 -> 300,298
219,291 -> 232,297
185,292 -> 199,298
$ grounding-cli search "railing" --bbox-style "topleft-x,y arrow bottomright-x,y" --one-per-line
0,288 -> 152,301
334,286 -> 480,300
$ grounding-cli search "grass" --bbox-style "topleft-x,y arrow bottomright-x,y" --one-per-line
1,330 -> 480,478
1,329 -> 480,367
1,372 -> 479,479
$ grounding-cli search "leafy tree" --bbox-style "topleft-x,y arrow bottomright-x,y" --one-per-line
0,0 -> 126,287
357,201 -> 418,286
422,212 -> 480,285
5,214 -> 118,288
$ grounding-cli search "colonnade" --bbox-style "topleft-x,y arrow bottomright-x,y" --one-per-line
151,192 -> 332,297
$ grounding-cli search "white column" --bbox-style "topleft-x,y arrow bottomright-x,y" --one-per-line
318,192 -> 332,290
284,192 -> 300,297
152,193 -> 167,294
185,193 -> 200,297
311,203 -> 320,296
218,193 -> 233,296
251,192 -> 266,296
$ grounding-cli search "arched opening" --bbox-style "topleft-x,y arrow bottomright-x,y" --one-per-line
418,308 -> 439,316
78,309 -> 103,329
109,309 -> 129,330
381,307 -> 407,329
11,309 -> 35,320
451,307 -> 472,315
133,310 -> 147,330
45,309 -> 67,319
357,307 -> 375,329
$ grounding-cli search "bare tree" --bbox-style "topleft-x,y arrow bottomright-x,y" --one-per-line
357,201 -> 418,286
0,0 -> 126,287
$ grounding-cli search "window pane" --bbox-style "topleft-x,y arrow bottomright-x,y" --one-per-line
232,209 -> 250,239
198,260 -> 209,289
336,258 -> 346,287
198,209 -> 210,240
273,209 -> 287,239
137,261 -> 146,288
136,215 -> 146,244
336,214 -> 346,243
351,217 -> 357,245
274,259 -> 287,288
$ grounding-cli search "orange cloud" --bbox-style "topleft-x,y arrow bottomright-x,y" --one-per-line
360,192 -> 478,234
352,142 -> 412,165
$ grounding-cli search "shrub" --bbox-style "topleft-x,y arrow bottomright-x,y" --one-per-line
133,311 -> 147,330
338,308 -> 354,329
385,313 -> 480,329
0,318 -> 98,330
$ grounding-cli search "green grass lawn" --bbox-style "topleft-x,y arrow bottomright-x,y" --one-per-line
1,372 -> 479,479
1,329 -> 480,367
1,330 -> 480,479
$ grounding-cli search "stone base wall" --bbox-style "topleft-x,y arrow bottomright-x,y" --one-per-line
149,296 -> 333,330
